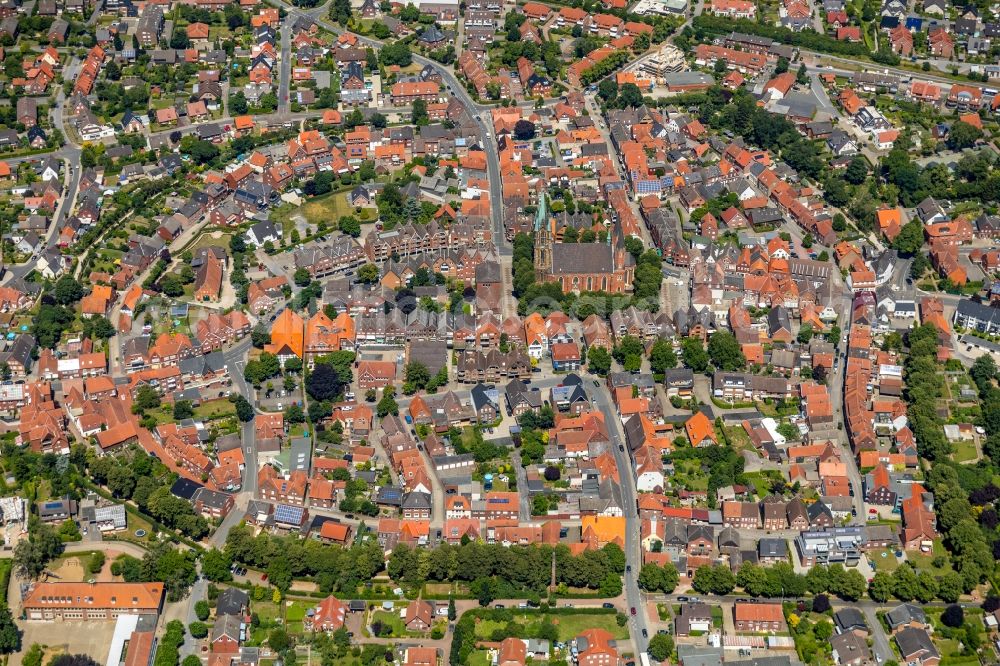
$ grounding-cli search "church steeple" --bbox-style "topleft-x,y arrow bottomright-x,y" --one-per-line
534,194 -> 552,278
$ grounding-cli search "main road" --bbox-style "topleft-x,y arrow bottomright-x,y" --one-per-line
590,382 -> 650,656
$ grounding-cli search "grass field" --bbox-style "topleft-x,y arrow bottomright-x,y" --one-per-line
951,440 -> 979,463
189,232 -> 233,254
467,651 -> 491,666
474,612 -> 628,642
193,399 -> 237,421
868,548 -> 901,573
271,190 -> 377,233
907,540 -> 954,574
743,471 -> 782,499
371,609 -> 412,637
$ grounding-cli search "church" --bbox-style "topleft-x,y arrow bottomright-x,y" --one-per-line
533,197 -> 635,294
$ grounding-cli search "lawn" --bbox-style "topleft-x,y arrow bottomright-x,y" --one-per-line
370,609 -> 412,637
868,548 -> 901,573
189,232 -> 233,254
932,637 -> 980,665
467,651 -> 491,666
270,190 -> 377,234
474,612 -> 628,642
723,425 -> 755,454
951,440 -> 978,463
253,601 -> 281,624
672,458 -> 708,491
193,399 -> 237,421
907,539 -> 954,574
285,600 -> 310,622
743,471 -> 781,499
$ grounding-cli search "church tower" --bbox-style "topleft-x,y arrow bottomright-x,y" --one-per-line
533,195 -> 552,279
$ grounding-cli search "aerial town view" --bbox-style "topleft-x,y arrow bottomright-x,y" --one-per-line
1,0 -> 1000,663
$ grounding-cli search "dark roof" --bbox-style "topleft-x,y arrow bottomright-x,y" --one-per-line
216,587 -> 249,616
170,477 -> 203,500
834,607 -> 867,633
551,243 -> 616,274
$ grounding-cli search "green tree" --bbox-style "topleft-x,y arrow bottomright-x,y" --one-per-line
587,346 -> 612,376
195,600 -> 210,621
892,218 -> 924,256
172,400 -> 194,420
377,386 -> 399,418
649,338 -> 677,374
234,395 -> 254,422
87,551 -> 106,575
648,633 -> 674,662
682,337 -> 709,373
188,621 -> 208,638
294,268 -> 312,287
54,275 -> 84,305
868,571 -> 893,602
268,628 -> 291,652
201,548 -> 233,582
844,156 -> 869,185
708,331 -> 745,370
22,644 -> 42,666
947,120 -> 983,150
0,606 -> 20,654
358,263 -> 379,283
132,384 -> 161,413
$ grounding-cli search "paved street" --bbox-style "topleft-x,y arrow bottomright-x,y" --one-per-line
590,382 -> 650,655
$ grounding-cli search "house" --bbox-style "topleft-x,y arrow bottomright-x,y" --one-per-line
505,379 -> 542,417
886,603 -> 927,633
831,630 -> 873,666
685,411 -> 716,447
723,501 -> 760,529
246,220 -> 280,248
357,360 -> 396,389
895,627 -> 940,666
835,608 -> 868,635
211,589 -> 248,620
404,600 -> 434,632
308,595 -> 348,632
733,602 -> 786,633
675,603 -> 713,636
212,613 -> 242,654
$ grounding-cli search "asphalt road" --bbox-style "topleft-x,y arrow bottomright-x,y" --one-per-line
279,20 -> 293,116
5,82 -> 82,283
590,382 -> 650,655
225,336 -> 258,498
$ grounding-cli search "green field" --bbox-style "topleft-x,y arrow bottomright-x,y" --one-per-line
271,190 -> 377,234
473,612 -> 628,642
467,651 -> 491,666
193,399 -> 237,421
868,548 -> 900,573
371,609 -> 413,637
907,539 -> 954,574
951,440 -> 978,463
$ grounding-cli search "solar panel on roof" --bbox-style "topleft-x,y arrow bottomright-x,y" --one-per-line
274,504 -> 304,524
44,502 -> 63,510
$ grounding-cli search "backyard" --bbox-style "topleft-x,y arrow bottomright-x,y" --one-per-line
950,439 -> 979,464
270,190 -> 377,234
473,611 -> 628,642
